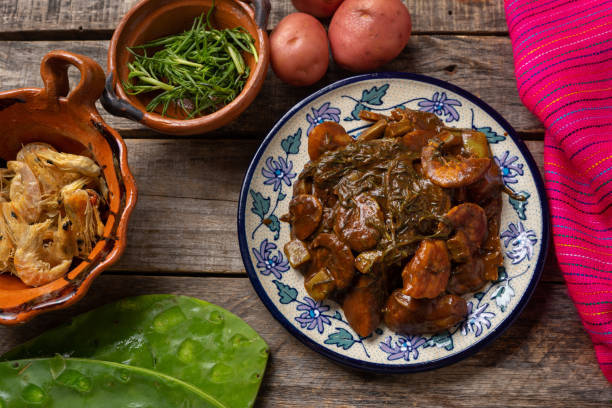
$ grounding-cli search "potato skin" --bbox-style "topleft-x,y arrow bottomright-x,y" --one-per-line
270,13 -> 330,86
329,0 -> 412,72
291,0 -> 344,18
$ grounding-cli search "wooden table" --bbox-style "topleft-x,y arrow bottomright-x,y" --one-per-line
0,0 -> 610,406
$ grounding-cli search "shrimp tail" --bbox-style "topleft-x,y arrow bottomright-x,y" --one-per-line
36,150 -> 101,178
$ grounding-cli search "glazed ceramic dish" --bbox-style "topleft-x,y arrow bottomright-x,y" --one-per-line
238,73 -> 550,372
102,0 -> 271,136
0,51 -> 137,325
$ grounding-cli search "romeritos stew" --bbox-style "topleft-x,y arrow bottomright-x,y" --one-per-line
281,108 -> 504,337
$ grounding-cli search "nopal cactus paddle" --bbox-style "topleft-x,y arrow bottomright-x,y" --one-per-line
0,356 -> 225,407
2,295 -> 269,408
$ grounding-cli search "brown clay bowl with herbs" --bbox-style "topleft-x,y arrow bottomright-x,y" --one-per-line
102,0 -> 271,136
0,50 -> 137,325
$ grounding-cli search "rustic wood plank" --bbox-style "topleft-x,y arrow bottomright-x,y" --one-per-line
0,276 -> 607,406
0,0 -> 507,37
0,36 -> 543,136
113,138 -> 258,273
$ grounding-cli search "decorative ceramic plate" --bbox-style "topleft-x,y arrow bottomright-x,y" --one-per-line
238,73 -> 549,372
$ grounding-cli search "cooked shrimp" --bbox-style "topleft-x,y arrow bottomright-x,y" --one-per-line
384,290 -> 467,335
60,177 -> 89,198
17,143 -> 82,196
1,202 -> 22,243
308,122 -> 353,161
334,193 -> 384,252
421,144 -> 491,188
342,275 -> 384,337
42,215 -> 78,268
7,161 -> 41,224
13,220 -> 72,286
445,203 -> 487,249
62,184 -> 104,257
0,168 -> 12,202
285,195 -> 323,240
447,256 -> 487,295
310,233 -> 355,290
87,189 -> 105,238
402,129 -> 437,152
35,149 -> 100,178
468,163 -> 503,204
402,239 -> 450,299
0,145 -> 107,286
0,211 -> 14,272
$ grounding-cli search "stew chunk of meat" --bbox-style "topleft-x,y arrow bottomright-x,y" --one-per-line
402,239 -> 450,299
446,203 -> 487,248
447,256 -> 487,295
286,195 -> 323,240
342,275 -> 384,337
310,233 -> 355,290
384,290 -> 467,334
334,193 -> 384,252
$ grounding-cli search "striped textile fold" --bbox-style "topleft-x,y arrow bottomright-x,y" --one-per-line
505,0 -> 612,382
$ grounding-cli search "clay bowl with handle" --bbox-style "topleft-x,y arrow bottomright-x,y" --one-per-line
102,0 -> 271,136
0,50 -> 137,324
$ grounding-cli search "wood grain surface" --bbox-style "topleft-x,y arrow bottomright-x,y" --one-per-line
1,0 -> 610,404
0,276 -> 608,407
0,0 -> 507,37
0,37 -> 542,136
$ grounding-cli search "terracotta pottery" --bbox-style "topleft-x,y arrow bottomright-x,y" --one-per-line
0,50 -> 137,324
102,0 -> 271,136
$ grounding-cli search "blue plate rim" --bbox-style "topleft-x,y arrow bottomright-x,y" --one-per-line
237,72 -> 551,373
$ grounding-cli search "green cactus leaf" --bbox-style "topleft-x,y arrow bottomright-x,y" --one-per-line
2,295 -> 269,408
0,357 -> 225,407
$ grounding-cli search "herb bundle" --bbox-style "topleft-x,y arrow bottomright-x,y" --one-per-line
124,7 -> 258,118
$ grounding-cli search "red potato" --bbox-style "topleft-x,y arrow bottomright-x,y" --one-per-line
292,0 -> 344,18
328,0 -> 412,72
270,13 -> 330,86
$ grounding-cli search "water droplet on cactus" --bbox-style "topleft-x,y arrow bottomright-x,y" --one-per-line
178,339 -> 201,363
49,355 -> 66,379
152,306 -> 186,333
231,333 -> 249,348
57,369 -> 92,393
21,384 -> 46,404
210,363 -> 233,383
249,372 -> 261,383
208,310 -> 224,325
116,368 -> 131,383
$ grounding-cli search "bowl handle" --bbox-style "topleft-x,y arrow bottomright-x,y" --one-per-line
40,50 -> 106,111
246,0 -> 271,29
100,73 -> 144,122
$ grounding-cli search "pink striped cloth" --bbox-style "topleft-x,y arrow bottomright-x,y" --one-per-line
505,0 -> 612,382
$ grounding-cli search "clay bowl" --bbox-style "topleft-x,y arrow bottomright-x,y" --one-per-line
0,50 -> 137,324
102,0 -> 271,136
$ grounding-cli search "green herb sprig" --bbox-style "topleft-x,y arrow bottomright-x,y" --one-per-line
123,6 -> 258,118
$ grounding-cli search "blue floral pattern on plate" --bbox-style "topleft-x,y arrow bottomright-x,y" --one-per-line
238,74 -> 548,372
306,102 -> 341,134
